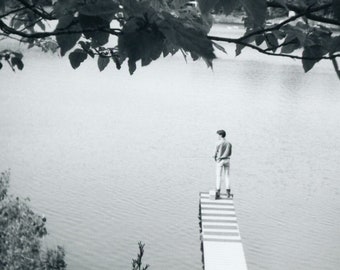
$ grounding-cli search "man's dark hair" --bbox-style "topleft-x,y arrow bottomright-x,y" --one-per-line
216,130 -> 226,138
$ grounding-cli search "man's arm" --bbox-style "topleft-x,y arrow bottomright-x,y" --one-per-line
213,144 -> 219,161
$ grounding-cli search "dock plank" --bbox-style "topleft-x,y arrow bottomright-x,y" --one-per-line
200,192 -> 248,270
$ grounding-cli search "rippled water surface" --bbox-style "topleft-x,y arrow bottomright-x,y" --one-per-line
1,25 -> 340,270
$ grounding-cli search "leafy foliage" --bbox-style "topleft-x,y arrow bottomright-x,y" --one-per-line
0,170 -> 67,270
0,50 -> 24,71
0,0 -> 339,77
132,242 -> 150,270
56,15 -> 82,56
98,55 -> 110,71
0,171 -> 150,270
0,171 -> 10,201
240,0 -> 267,28
333,0 -> 340,21
42,246 -> 67,270
69,48 -> 88,68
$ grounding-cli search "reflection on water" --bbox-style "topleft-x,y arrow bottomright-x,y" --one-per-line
1,25 -> 340,270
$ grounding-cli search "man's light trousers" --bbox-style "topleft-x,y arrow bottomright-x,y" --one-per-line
216,159 -> 230,190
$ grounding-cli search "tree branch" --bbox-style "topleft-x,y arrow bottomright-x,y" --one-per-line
331,56 -> 340,79
0,33 -> 23,42
18,17 -> 44,32
267,1 -> 340,26
15,0 -> 55,20
263,40 -> 295,52
208,3 -> 340,62
240,3 -> 334,42
0,19 -> 120,38
208,35 -> 340,60
305,13 -> 340,26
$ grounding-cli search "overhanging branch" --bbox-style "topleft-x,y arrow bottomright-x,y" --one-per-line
208,3 -> 340,62
331,57 -> 340,79
0,20 -> 121,38
15,0 -> 55,20
267,1 -> 340,26
208,35 -> 340,61
240,3 -> 335,43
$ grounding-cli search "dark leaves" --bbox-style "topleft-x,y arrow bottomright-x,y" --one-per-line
272,0 -> 288,10
198,0 -> 239,15
300,26 -> 330,72
56,15 -> 82,56
239,0 -> 266,28
53,0 -> 78,18
255,34 -> 265,46
333,0 -> 340,22
212,41 -> 227,54
264,33 -> 279,52
112,53 -> 122,70
158,13 -> 216,67
302,45 -> 327,72
330,36 -> 340,53
235,43 -> 244,56
281,38 -> 300,54
55,1 -> 114,54
118,13 -> 164,74
121,0 -> 150,17
11,57 -> 24,70
0,1 -> 5,12
197,0 -> 220,14
219,0 -> 240,16
282,24 -> 307,46
0,51 -> 24,71
79,14 -> 110,46
68,49 -> 88,69
128,59 -> 137,74
162,40 -> 179,57
118,7 -> 216,74
79,0 -> 120,19
235,29 -> 257,55
272,29 -> 286,40
79,41 -> 95,57
37,21 -> 46,31
98,56 -> 110,71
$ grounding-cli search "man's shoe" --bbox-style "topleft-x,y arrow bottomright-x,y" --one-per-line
226,189 -> 234,199
215,189 -> 221,199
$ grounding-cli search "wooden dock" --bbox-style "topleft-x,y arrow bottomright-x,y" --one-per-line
199,192 -> 248,270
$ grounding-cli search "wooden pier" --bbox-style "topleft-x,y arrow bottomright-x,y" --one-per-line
199,192 -> 248,270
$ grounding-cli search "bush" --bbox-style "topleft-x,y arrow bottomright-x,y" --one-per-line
0,170 -> 67,270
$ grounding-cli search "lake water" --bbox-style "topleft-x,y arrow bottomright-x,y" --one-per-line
1,24 -> 340,270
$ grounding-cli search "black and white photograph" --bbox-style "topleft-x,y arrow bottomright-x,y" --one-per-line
1,1 -> 339,270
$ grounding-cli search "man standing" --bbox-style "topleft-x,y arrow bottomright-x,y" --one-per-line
214,130 -> 233,199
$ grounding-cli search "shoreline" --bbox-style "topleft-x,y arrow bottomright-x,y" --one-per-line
212,14 -> 244,25
212,14 -> 340,32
